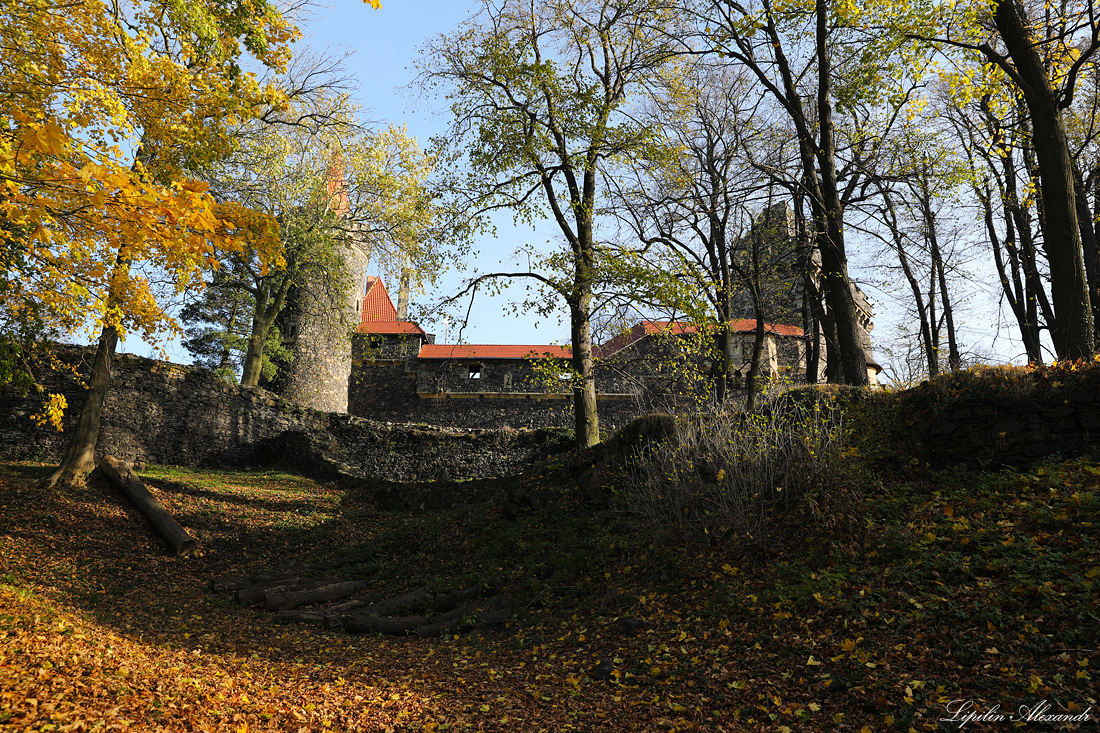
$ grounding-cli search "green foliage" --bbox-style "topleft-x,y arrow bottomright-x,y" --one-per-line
531,426 -> 576,455
180,270 -> 253,381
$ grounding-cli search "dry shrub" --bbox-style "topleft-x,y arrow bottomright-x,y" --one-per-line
621,394 -> 846,547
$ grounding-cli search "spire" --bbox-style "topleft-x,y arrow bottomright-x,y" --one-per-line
325,153 -> 349,217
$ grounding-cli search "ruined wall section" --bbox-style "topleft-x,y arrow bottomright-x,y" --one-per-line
0,347 -> 564,480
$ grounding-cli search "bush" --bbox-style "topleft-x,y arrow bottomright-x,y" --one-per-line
620,393 -> 846,547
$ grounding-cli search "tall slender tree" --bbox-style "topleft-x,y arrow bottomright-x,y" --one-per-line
422,0 -> 685,448
34,0 -> 302,487
912,0 -> 1099,358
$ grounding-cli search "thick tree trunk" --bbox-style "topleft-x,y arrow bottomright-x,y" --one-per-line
1073,165 -> 1100,341
816,227 -> 867,384
570,281 -> 600,449
713,326 -> 735,403
97,455 -> 197,555
814,0 -> 868,386
47,324 -> 119,487
240,279 -> 290,387
993,0 -> 1095,358
240,285 -> 271,387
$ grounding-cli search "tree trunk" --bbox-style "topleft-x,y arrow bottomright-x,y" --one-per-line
814,0 -> 869,385
397,267 -> 412,321
47,324 -> 119,487
745,320 -> 766,410
919,177 -> 960,371
1073,164 -> 1100,341
933,253 -> 960,371
899,236 -> 936,377
265,580 -> 367,611
570,281 -> 600,449
97,455 -> 197,555
713,325 -> 735,403
240,278 -> 290,386
992,0 -> 1095,358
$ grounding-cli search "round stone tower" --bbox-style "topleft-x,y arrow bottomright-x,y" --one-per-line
280,160 -> 370,413
281,236 -> 369,413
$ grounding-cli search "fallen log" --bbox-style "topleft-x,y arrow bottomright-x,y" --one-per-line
265,580 -> 367,611
341,586 -> 430,630
236,580 -> 301,606
418,600 -> 514,638
97,455 -> 196,555
431,599 -> 486,626
345,615 -> 429,635
472,605 -> 512,627
360,585 -> 431,617
236,577 -> 340,606
273,609 -> 326,624
323,595 -> 384,630
432,586 -> 482,613
210,571 -> 301,593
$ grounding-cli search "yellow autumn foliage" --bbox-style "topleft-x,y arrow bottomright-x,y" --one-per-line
0,0 -> 378,425
0,0 -> 300,343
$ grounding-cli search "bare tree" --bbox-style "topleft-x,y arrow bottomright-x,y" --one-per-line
914,0 -> 1099,358
696,0 -> 884,385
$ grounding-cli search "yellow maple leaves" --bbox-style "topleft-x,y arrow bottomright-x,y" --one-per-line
0,0 -> 296,346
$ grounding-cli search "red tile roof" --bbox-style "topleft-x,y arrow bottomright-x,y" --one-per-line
358,321 -> 426,335
595,319 -> 804,358
360,276 -> 398,325
729,319 -> 804,337
419,344 -> 572,360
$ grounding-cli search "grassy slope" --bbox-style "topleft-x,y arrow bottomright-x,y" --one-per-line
0,442 -> 1098,730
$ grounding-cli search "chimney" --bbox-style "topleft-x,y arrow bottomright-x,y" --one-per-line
396,268 -> 412,321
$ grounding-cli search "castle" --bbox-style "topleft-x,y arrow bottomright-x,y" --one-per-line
277,202 -> 880,430
278,274 -> 875,430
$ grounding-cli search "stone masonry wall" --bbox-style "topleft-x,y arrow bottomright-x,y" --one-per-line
0,346 -> 566,481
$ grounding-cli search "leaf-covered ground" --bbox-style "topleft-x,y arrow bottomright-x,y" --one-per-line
0,454 -> 1097,732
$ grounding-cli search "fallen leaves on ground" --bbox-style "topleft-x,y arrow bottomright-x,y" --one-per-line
0,458 -> 1097,731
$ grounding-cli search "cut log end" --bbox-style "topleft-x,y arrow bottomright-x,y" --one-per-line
175,539 -> 197,556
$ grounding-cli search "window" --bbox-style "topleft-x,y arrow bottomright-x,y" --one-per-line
468,364 -> 482,379
369,336 -> 384,349
503,373 -> 513,387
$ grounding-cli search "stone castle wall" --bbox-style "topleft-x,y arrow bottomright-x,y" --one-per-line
0,346 -> 568,481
